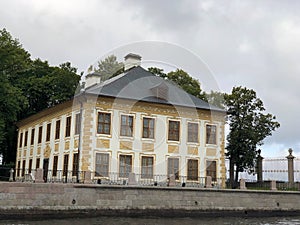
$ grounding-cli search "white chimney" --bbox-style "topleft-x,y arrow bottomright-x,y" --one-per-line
124,53 -> 142,71
85,72 -> 102,89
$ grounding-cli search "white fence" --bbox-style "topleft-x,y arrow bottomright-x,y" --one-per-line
225,158 -> 300,182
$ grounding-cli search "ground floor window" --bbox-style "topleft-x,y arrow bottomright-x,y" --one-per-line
187,159 -> 198,181
119,154 -> 132,178
141,156 -> 153,179
28,159 -> 33,174
167,158 -> 179,180
95,153 -> 109,177
17,161 -> 20,177
206,160 -> 217,181
22,160 -> 26,177
36,158 -> 40,169
63,154 -> 69,177
52,155 -> 58,177
72,153 -> 79,176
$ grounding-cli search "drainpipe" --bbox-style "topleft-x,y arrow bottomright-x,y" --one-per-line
76,92 -> 86,183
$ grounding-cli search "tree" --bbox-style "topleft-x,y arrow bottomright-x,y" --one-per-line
148,67 -> 207,101
95,55 -> 124,81
224,86 -> 280,185
206,90 -> 226,109
0,28 -> 81,164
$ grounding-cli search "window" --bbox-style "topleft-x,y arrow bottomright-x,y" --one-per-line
24,131 -> 28,147
36,158 -> 40,169
187,159 -> 198,181
63,154 -> 69,176
75,113 -> 81,135
95,153 -> 109,177
30,128 -> 35,145
168,120 -> 180,141
46,123 -> 51,142
52,156 -> 58,177
120,115 -> 133,137
188,123 -> 199,143
206,160 -> 217,181
72,153 -> 79,176
28,159 -> 33,174
38,126 -> 43,144
142,118 -> 154,139
22,160 -> 26,177
167,158 -> 179,180
65,116 -> 71,137
141,156 -> 153,179
19,133 -> 23,148
206,125 -> 217,144
119,155 -> 132,178
17,161 -> 21,177
97,112 -> 111,135
55,120 -> 60,140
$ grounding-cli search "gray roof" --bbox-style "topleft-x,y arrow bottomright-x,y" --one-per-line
84,66 -> 224,112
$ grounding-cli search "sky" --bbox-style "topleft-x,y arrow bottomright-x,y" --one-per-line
1,0 -> 300,158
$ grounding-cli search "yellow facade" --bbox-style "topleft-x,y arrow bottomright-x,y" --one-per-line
16,95 -> 226,183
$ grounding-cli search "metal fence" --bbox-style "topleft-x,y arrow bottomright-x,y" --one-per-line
13,168 -> 224,189
225,158 -> 300,182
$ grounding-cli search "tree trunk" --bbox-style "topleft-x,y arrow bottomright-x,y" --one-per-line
235,166 -> 239,184
229,159 -> 234,188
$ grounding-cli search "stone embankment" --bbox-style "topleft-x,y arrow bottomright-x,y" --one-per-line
1,182 -> 300,219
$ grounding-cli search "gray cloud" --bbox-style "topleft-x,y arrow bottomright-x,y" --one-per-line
1,0 -> 300,156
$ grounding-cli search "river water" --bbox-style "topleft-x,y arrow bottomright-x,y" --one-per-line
1,216 -> 300,225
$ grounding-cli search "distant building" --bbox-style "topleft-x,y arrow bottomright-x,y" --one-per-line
15,53 -> 226,183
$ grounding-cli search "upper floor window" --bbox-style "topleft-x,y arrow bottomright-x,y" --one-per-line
168,120 -> 180,141
75,113 -> 81,135
38,126 -> 43,144
206,124 -> 217,145
24,131 -> 28,147
97,112 -> 111,135
46,123 -> 51,142
19,132 -> 23,148
187,122 -> 199,143
142,117 -> 154,139
55,120 -> 60,140
120,115 -> 133,137
30,128 -> 35,145
65,116 -> 71,137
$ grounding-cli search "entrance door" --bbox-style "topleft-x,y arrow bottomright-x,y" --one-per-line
43,158 -> 49,182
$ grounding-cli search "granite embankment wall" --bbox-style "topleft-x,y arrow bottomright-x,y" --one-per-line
1,182 -> 300,219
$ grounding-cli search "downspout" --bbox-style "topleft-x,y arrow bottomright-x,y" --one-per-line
77,91 -> 86,183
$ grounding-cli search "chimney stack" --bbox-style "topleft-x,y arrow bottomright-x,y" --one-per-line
124,53 -> 142,71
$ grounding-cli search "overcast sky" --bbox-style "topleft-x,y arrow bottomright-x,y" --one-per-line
1,0 -> 300,157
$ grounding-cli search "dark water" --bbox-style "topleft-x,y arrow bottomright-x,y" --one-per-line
1,217 -> 300,225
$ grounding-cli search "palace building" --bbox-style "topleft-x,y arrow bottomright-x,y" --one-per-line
15,53 -> 226,185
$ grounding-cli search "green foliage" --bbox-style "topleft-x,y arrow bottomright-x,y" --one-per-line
206,91 -> 226,109
148,67 -> 207,101
95,55 -> 124,81
225,86 -> 280,182
0,28 -> 81,164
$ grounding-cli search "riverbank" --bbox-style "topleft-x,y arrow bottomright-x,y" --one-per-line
1,182 -> 300,219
